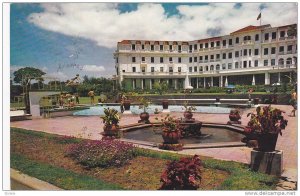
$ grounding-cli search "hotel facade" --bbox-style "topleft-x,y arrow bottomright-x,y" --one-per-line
114,24 -> 297,90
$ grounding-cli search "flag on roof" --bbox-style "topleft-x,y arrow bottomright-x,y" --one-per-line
257,13 -> 261,20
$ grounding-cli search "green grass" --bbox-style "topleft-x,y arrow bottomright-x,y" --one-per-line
11,153 -> 124,190
11,127 -> 279,190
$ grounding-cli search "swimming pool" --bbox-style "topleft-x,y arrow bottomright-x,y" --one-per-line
73,105 -> 232,116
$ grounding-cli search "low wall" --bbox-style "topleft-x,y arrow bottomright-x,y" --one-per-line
128,93 -> 290,105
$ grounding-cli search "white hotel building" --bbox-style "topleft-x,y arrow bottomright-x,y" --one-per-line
114,24 -> 297,90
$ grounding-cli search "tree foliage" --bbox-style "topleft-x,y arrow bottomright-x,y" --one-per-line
13,67 -> 46,86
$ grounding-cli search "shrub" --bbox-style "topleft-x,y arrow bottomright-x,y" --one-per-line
159,155 -> 202,190
65,139 -> 137,168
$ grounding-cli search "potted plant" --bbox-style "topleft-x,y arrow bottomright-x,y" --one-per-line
162,100 -> 169,110
138,97 -> 151,123
155,114 -> 182,144
182,101 -> 196,120
244,105 -> 288,152
229,109 -> 241,122
100,108 -> 120,137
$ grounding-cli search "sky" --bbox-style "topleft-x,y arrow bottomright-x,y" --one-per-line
10,2 -> 298,82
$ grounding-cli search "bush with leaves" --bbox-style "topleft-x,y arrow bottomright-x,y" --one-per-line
65,139 -> 137,168
159,155 -> 202,190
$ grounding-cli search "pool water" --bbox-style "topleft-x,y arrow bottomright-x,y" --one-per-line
73,105 -> 232,116
123,127 -> 244,144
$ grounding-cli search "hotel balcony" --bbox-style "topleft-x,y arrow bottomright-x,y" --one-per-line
242,40 -> 254,45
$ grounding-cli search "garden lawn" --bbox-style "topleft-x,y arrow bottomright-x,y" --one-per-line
10,128 -> 278,190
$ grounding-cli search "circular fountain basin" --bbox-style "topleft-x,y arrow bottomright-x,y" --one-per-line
73,105 -> 232,116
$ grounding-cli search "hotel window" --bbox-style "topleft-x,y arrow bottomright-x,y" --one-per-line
222,40 -> 226,46
151,57 -> 154,63
210,55 -> 214,59
264,48 -> 269,55
216,41 -> 220,46
160,45 -> 163,51
151,45 -> 154,51
229,39 -> 232,46
271,59 -> 276,66
194,57 -> 197,62
222,64 -> 226,70
142,57 -> 145,62
194,66 -> 197,72
222,53 -> 226,59
199,56 -> 203,61
280,31 -> 285,37
178,67 -> 181,72
254,49 -> 259,55
288,45 -> 293,52
228,52 -> 232,59
178,57 -> 181,63
200,44 -> 203,49
194,44 -> 197,50
271,47 -> 276,54
189,45 -> 193,52
169,57 -> 173,62
132,67 -> 136,72
249,61 -> 251,67
178,45 -> 182,51
122,70 -> 125,73
249,49 -> 252,56
199,66 -> 203,72
142,44 -> 145,50
205,55 -> 208,60
211,42 -> 214,47
243,49 -> 247,56
216,54 -> 220,60
254,60 -> 258,67
228,63 -> 232,69
169,67 -> 173,72
189,57 -> 192,63
116,57 -> 118,63
243,61 -> 247,68
235,62 -> 239,69
235,51 -> 239,57
169,45 -> 173,51
205,43 -> 209,48
160,67 -> 164,72
272,32 -> 276,40
151,67 -> 154,72
279,46 -> 284,52
264,33 -> 269,41
264,60 -> 268,66
132,44 -> 136,50
141,67 -> 145,73
235,37 -> 239,44
189,67 -> 192,72
255,34 -> 259,41
160,57 -> 164,63
132,57 -> 136,63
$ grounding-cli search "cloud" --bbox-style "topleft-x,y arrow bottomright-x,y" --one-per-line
82,65 -> 105,72
27,3 -> 297,48
10,65 -> 25,72
45,71 -> 69,81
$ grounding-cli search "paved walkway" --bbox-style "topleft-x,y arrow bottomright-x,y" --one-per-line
11,104 -> 297,179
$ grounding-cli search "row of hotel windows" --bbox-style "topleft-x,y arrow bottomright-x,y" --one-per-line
130,31 -> 291,51
127,58 -> 295,73
125,45 -> 296,64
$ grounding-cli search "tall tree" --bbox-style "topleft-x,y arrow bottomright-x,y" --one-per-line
13,67 -> 46,113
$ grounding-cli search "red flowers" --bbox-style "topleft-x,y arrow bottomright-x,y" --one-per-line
159,155 -> 202,190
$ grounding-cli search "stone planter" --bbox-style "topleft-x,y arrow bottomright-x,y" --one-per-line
257,133 -> 279,152
183,111 -> 193,119
229,114 -> 241,121
103,124 -> 119,136
123,100 -> 131,111
162,130 -> 181,144
162,100 -> 169,109
139,112 -> 150,123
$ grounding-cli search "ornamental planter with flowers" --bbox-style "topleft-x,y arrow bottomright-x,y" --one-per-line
244,105 -> 288,152
182,101 -> 197,120
138,97 -> 151,123
155,114 -> 183,151
227,109 -> 241,125
100,108 -> 120,138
